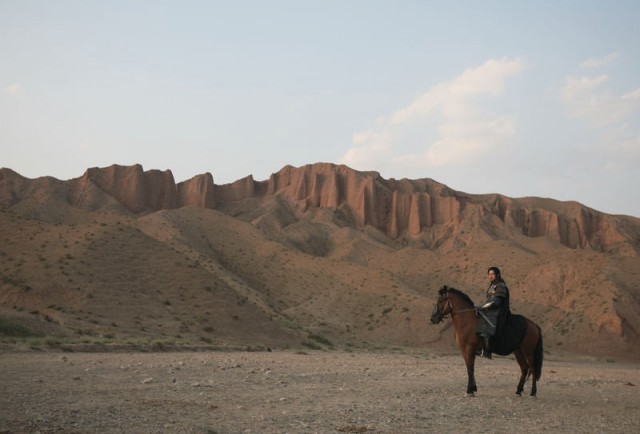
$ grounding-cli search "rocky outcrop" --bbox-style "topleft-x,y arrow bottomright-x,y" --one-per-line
1,163 -> 638,254
76,165 -> 218,212
215,175 -> 256,204
0,168 -> 28,207
489,195 -> 634,252
262,164 -> 464,239
1,165 -> 217,214
78,164 -> 177,213
246,164 -> 638,254
177,173 -> 216,208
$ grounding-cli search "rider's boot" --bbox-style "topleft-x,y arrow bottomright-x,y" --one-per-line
482,336 -> 492,359
475,333 -> 483,356
475,333 -> 491,358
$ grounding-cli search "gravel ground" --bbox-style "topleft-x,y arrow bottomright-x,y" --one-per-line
1,350 -> 639,433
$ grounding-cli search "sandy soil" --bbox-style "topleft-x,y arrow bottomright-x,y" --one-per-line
1,350 -> 639,434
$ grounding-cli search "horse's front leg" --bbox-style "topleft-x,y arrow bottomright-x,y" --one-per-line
463,346 -> 478,396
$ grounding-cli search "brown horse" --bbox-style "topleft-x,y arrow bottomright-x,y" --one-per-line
430,285 -> 543,397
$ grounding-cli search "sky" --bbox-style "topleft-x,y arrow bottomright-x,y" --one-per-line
1,1 -> 639,217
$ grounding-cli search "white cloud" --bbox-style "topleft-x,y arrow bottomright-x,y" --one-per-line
579,52 -> 619,70
622,88 -> 640,101
560,74 -> 609,100
560,57 -> 640,175
340,57 -> 527,171
2,83 -> 22,94
560,74 -> 640,128
599,133 -> 640,172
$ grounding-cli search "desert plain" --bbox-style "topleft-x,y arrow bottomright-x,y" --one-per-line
2,349 -> 640,433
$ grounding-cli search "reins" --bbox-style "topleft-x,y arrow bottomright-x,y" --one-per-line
439,293 -> 478,319
452,307 -> 478,315
441,307 -> 477,319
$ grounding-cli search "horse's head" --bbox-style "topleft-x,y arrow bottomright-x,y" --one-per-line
430,285 -> 452,324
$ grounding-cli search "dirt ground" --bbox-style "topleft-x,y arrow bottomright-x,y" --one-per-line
1,349 -> 639,434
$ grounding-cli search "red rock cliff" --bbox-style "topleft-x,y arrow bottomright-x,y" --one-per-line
177,173 -> 216,208
1,163 -> 638,254
245,164 -> 638,254
76,165 -> 216,212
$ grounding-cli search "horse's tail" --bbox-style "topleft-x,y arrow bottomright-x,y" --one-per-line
533,325 -> 543,381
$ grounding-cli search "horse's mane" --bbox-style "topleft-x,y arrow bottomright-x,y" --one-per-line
445,287 -> 476,307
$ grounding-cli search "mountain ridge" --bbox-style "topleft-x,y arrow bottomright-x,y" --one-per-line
2,163 -> 638,255
1,163 -> 639,360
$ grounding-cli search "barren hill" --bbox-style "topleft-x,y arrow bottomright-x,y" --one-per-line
1,163 -> 639,360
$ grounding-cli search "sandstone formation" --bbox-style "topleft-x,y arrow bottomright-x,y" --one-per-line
252,163 -> 638,255
1,163 -> 638,255
79,165 -> 178,212
177,172 -> 216,208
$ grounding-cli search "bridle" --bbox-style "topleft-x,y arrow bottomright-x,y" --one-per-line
432,289 -> 478,323
435,296 -> 453,321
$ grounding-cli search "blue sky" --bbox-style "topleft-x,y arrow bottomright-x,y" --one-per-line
1,1 -> 639,216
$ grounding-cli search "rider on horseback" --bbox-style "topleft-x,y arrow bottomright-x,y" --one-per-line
477,266 -> 511,359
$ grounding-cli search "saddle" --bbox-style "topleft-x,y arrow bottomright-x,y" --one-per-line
491,314 -> 528,356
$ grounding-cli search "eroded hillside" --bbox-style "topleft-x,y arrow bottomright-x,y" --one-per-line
1,164 -> 639,360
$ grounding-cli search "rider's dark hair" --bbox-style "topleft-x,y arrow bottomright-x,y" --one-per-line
488,266 -> 501,277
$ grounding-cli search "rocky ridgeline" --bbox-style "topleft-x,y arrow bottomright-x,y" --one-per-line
1,163 -> 638,254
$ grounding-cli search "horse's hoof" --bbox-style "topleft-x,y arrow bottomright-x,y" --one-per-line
465,392 -> 476,397
515,393 -> 523,397
530,395 -> 537,399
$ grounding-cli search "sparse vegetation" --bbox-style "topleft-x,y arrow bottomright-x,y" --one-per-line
0,318 -> 42,338
277,319 -> 303,330
301,341 -> 322,350
307,333 -> 333,347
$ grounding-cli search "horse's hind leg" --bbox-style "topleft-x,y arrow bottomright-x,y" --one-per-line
526,351 -> 538,397
513,348 -> 529,396
531,374 -> 537,397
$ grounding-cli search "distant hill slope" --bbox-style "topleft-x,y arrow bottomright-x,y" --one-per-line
1,164 -> 639,360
